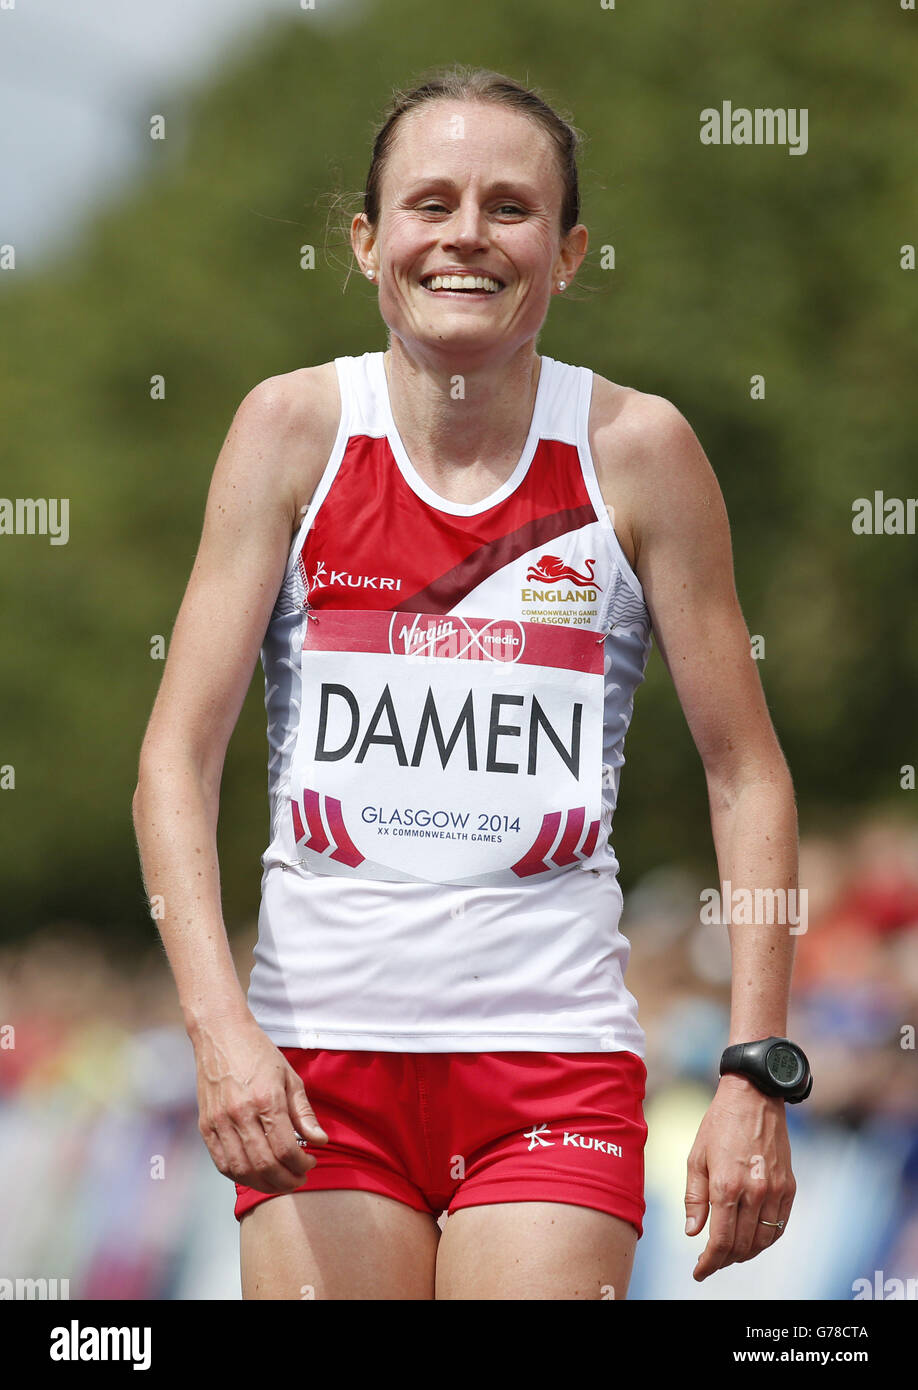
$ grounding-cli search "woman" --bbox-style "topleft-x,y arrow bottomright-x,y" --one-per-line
132,65 -> 801,1300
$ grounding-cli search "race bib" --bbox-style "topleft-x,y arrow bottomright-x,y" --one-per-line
284,609 -> 605,886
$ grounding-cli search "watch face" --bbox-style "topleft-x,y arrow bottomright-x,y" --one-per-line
767,1043 -> 804,1087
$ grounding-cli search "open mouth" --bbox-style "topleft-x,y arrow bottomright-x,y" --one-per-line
420,273 -> 504,295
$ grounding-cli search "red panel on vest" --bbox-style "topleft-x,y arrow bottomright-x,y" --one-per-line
297,435 -> 597,613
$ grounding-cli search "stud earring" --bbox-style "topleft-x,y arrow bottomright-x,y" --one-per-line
365,268 -> 375,280
558,280 -> 566,290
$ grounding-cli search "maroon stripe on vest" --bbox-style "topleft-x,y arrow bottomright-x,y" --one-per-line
393,504 -> 597,614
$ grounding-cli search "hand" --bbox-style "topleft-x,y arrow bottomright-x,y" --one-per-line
684,1073 -> 796,1281
191,1013 -> 329,1193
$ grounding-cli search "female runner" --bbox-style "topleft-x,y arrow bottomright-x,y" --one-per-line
133,66 -> 800,1300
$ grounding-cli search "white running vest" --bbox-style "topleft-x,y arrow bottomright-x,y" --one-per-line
246,352 -> 652,1052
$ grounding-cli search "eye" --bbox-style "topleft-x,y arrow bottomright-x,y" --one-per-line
417,201 -> 449,214
496,203 -> 526,217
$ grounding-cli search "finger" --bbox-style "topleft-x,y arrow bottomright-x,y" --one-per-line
752,1187 -> 795,1254
684,1156 -> 710,1238
245,1094 -> 320,1189
285,1068 -> 329,1146
230,1098 -> 310,1193
747,1207 -> 783,1258
730,1187 -> 768,1264
199,1122 -> 231,1178
693,1192 -> 739,1281
256,1099 -> 318,1183
747,1188 -> 786,1258
748,1172 -> 796,1258
774,1193 -> 793,1239
726,1154 -> 772,1263
209,1116 -> 252,1184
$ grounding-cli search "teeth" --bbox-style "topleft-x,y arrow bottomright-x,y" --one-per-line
423,274 -> 501,293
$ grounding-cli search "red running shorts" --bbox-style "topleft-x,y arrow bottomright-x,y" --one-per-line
234,1048 -> 648,1236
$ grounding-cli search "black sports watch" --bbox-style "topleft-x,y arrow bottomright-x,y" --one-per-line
719,1036 -> 813,1103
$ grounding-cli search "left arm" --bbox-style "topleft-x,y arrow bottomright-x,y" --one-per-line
595,389 -> 799,1281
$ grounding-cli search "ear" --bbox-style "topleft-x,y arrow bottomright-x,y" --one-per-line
553,223 -> 589,289
351,212 -> 378,278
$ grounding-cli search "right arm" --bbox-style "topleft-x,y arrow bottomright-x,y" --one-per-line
132,365 -> 339,1194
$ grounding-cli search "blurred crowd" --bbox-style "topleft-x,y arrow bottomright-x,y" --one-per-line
1,814 -> 916,1299
624,816 -> 918,1298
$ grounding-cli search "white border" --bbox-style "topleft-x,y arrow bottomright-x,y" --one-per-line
281,355 -> 354,578
576,367 -> 647,603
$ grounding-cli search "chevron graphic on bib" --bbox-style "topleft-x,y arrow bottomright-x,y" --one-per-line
291,788 -> 364,867
511,808 -> 601,877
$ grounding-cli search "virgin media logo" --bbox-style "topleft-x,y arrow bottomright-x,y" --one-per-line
388,614 -> 525,663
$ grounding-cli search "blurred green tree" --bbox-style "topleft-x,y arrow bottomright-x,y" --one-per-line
1,0 -> 915,942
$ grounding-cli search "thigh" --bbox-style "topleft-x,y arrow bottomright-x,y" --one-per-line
435,1201 -> 637,1300
240,1188 -> 442,1300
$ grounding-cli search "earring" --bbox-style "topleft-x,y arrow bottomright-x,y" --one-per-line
365,268 -> 375,280
557,280 -> 566,290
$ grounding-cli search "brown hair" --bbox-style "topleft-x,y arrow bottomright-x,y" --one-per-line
362,65 -> 583,236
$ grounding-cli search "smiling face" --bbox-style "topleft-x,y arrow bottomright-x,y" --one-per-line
352,100 -> 588,368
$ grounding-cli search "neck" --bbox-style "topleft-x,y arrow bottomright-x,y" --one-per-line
382,340 -> 542,484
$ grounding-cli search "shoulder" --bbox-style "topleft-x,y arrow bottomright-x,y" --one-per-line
238,360 -> 340,450
232,361 -> 342,529
586,371 -> 723,569
587,371 -> 706,478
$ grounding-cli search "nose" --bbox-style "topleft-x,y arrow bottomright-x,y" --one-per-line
442,196 -> 489,253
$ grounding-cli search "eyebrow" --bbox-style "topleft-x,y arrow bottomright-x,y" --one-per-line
401,176 -> 542,203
